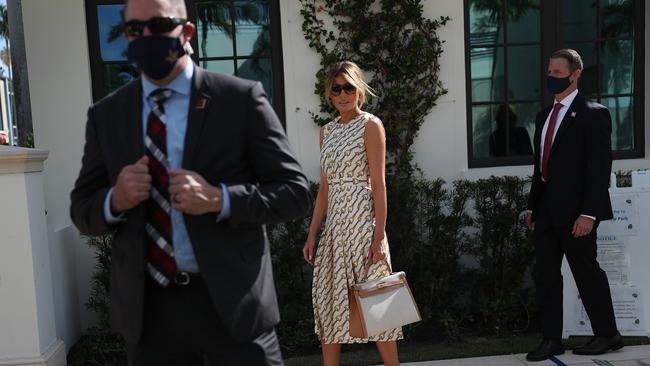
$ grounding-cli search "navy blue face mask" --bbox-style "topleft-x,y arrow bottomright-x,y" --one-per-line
127,35 -> 187,80
547,75 -> 573,95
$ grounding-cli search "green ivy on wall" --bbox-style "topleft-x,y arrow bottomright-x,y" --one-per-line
300,0 -> 450,178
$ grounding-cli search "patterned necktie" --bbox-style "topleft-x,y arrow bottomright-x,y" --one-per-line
541,102 -> 564,182
145,88 -> 176,286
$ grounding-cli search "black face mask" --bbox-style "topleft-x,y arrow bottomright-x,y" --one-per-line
547,75 -> 573,95
127,35 -> 186,80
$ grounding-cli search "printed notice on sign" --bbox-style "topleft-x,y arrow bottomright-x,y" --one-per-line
575,285 -> 643,331
597,194 -> 639,236
597,235 -> 630,285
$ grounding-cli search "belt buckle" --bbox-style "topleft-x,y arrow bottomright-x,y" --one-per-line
174,271 -> 191,286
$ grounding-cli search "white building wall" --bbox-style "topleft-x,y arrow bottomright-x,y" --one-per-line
0,146 -> 66,365
21,0 -> 96,349
279,1 -> 323,181
415,0 -> 469,181
0,172 -> 49,358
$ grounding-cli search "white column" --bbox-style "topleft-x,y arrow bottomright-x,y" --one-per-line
0,146 -> 65,366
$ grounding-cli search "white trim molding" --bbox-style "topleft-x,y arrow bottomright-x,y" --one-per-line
0,340 -> 65,366
0,145 -> 48,174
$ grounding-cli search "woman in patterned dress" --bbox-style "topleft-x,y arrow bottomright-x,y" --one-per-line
303,61 -> 402,366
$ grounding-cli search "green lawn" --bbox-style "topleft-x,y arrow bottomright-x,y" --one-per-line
285,334 -> 650,366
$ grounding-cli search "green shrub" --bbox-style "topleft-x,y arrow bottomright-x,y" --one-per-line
388,177 -> 473,340
67,233 -> 126,366
463,176 -> 536,334
270,183 -> 320,355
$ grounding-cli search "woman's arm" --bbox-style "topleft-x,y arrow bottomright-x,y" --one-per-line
303,127 -> 330,264
365,117 -> 388,263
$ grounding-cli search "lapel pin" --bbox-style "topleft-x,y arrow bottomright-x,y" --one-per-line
195,98 -> 208,110
571,111 -> 577,117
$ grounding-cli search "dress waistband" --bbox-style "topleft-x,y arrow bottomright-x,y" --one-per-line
328,177 -> 370,186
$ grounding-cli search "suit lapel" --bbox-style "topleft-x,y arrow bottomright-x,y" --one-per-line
549,93 -> 583,156
125,79 -> 144,163
183,66 -> 213,168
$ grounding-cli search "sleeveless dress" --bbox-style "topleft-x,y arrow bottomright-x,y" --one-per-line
312,112 -> 403,344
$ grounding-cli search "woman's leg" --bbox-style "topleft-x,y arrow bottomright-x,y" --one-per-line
322,343 -> 342,366
376,341 -> 399,366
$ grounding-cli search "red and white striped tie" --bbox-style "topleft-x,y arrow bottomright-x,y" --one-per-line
145,88 -> 176,286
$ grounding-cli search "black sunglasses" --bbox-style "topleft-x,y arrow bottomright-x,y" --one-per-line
330,83 -> 357,96
123,17 -> 187,37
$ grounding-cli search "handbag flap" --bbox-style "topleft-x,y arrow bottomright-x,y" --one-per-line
351,271 -> 406,292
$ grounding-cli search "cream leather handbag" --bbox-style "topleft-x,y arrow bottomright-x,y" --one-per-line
349,260 -> 421,338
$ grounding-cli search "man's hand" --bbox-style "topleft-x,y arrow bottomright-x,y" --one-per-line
572,216 -> 594,237
111,156 -> 151,212
169,169 -> 222,215
525,212 -> 535,230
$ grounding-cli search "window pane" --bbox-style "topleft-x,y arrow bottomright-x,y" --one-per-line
468,0 -> 503,45
237,58 -> 273,103
103,63 -> 138,95
235,1 -> 271,57
506,0 -> 540,43
203,60 -> 235,75
472,105 -> 499,159
566,42 -> 597,97
600,0 -> 634,38
489,104 -> 537,157
507,45 -> 540,100
508,102 -> 539,154
602,96 -> 634,151
471,47 -> 505,102
196,1 -> 234,58
563,0 -> 597,41
97,4 -> 127,62
602,40 -> 634,95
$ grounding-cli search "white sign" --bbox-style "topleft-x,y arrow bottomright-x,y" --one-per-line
575,285 -> 643,331
597,235 -> 630,285
598,195 -> 639,236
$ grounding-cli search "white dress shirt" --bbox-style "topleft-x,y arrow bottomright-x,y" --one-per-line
539,89 -> 579,169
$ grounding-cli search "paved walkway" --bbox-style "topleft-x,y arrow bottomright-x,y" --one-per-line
400,345 -> 650,366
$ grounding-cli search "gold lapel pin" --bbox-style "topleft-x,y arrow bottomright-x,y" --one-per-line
571,111 -> 577,117
195,98 -> 208,109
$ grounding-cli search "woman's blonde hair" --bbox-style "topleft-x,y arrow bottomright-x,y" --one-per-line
324,61 -> 376,107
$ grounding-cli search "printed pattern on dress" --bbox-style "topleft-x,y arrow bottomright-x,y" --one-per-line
312,112 -> 403,344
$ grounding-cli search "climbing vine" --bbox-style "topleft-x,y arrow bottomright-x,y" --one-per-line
300,0 -> 450,178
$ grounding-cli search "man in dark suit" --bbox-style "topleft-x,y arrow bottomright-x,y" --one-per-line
525,49 -> 622,361
70,0 -> 311,364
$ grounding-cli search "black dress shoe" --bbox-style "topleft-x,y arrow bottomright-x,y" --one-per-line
526,339 -> 565,361
573,333 -> 623,355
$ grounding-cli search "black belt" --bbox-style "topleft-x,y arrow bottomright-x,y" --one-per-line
172,271 -> 202,286
147,271 -> 203,287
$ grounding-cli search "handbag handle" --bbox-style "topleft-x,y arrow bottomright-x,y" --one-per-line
361,258 -> 393,282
